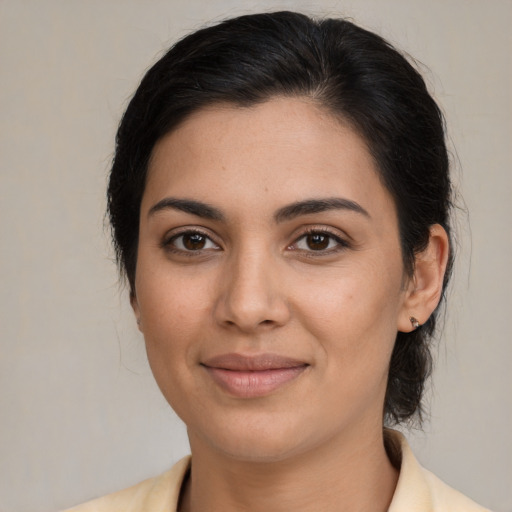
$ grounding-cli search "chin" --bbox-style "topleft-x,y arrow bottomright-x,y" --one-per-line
188,411 -> 321,463
212,435 -> 307,463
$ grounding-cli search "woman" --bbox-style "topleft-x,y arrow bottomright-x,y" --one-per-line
67,11 -> 488,512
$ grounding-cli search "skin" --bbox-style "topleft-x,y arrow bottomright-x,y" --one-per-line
132,97 -> 449,512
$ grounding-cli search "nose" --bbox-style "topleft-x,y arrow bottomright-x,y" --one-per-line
214,248 -> 291,333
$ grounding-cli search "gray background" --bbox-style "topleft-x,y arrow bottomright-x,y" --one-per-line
0,1 -> 511,511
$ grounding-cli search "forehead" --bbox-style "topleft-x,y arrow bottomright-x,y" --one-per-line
143,97 -> 394,222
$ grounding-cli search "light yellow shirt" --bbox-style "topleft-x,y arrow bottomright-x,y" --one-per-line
65,431 -> 490,511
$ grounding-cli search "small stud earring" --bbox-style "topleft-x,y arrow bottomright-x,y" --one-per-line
136,318 -> 141,325
409,316 -> 420,330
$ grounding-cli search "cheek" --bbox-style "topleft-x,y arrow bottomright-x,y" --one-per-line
137,256 -> 212,329
297,268 -> 402,332
292,256 -> 404,369
136,266 -> 213,378
137,282 -> 208,420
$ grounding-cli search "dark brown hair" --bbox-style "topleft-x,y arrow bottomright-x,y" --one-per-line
107,11 -> 453,424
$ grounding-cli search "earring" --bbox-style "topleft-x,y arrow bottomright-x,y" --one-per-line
136,318 -> 141,325
409,316 -> 420,330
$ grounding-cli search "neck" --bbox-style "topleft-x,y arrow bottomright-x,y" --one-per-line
179,424 -> 398,512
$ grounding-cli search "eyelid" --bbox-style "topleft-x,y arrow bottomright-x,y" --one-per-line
288,226 -> 351,253
161,226 -> 222,252
160,224 -> 351,256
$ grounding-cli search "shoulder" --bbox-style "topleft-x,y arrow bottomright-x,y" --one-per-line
386,430 -> 491,512
62,456 -> 190,512
422,468 -> 491,512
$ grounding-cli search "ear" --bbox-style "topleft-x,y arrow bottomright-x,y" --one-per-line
130,292 -> 144,332
397,224 -> 450,332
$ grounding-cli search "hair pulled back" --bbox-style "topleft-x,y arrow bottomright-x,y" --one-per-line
108,11 -> 453,425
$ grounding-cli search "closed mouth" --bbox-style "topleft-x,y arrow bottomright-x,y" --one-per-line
201,353 -> 309,398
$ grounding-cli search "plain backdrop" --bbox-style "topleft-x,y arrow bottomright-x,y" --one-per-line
0,1 -> 511,511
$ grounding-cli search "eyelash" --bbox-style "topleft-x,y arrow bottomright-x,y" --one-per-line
162,227 -> 350,257
162,229 -> 220,256
289,227 -> 350,256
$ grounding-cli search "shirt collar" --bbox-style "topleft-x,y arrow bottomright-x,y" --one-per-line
162,430 -> 434,512
386,429 -> 433,512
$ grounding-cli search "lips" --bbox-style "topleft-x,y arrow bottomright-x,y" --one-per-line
201,353 -> 309,398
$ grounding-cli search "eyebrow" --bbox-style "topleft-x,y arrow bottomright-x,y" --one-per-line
148,197 -> 225,221
274,198 -> 370,223
147,196 -> 369,223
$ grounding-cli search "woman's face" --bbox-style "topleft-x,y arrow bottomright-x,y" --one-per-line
133,97 -> 412,462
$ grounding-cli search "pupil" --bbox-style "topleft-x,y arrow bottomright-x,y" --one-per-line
183,233 -> 206,250
307,234 -> 329,250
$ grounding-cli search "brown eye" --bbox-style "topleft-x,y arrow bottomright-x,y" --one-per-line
305,233 -> 330,250
167,231 -> 220,252
292,230 -> 347,253
182,233 -> 207,250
